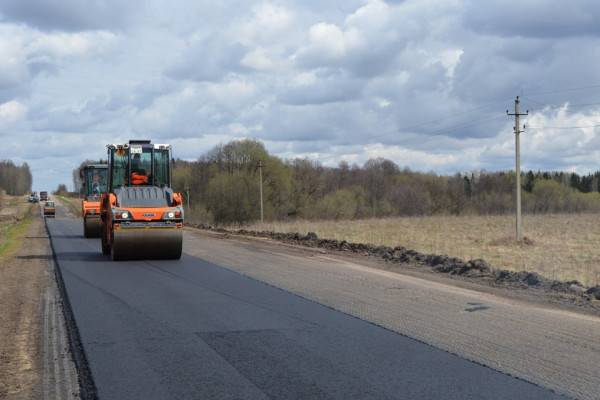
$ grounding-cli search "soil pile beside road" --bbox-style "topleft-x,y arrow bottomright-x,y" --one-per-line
197,225 -> 600,303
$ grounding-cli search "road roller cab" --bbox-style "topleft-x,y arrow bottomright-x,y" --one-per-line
81,164 -> 108,238
100,140 -> 184,260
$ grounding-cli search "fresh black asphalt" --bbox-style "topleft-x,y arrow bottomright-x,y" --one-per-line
46,218 -> 568,400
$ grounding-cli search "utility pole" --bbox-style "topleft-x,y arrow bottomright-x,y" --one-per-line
258,160 -> 264,224
507,96 -> 528,242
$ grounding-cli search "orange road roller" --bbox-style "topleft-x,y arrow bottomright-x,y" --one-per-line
81,164 -> 108,238
100,140 -> 184,260
43,200 -> 56,217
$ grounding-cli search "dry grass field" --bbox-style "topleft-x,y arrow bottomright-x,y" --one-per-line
242,214 -> 600,287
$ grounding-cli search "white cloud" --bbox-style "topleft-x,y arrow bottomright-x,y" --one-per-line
27,31 -> 117,58
0,100 -> 26,123
0,23 -> 117,105
2,0 -> 600,191
345,0 -> 390,29
238,3 -> 294,45
241,47 -> 289,71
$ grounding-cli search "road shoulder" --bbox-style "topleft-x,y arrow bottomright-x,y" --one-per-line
0,207 -> 78,400
191,228 -> 600,316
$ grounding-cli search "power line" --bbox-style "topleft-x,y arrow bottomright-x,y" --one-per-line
396,98 -> 510,133
527,123 -> 600,130
364,97 -> 513,142
366,104 -> 509,143
524,83 -> 600,96
362,83 -> 600,144
422,114 -> 505,137
521,96 -> 600,111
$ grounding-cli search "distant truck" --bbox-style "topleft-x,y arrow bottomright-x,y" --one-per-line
40,191 -> 48,201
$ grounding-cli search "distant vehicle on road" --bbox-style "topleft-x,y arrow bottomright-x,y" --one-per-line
28,192 -> 39,203
80,164 -> 108,237
43,201 -> 55,217
40,191 -> 48,201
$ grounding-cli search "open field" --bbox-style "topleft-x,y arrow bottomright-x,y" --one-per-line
241,214 -> 600,287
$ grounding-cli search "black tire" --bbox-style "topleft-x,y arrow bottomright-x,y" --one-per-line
108,231 -> 121,260
101,228 -> 111,255
110,245 -> 120,261
102,241 -> 111,255
83,218 -> 90,238
171,248 -> 182,260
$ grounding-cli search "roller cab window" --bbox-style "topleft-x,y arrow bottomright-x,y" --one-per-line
85,168 -> 107,196
108,142 -> 172,190
130,146 -> 151,185
112,148 -> 128,188
153,148 -> 170,187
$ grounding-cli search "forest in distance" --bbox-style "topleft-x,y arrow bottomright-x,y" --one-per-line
0,160 -> 32,196
168,139 -> 600,224
22,137 -> 600,225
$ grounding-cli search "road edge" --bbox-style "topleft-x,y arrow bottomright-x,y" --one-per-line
44,218 -> 98,400
189,226 -> 600,313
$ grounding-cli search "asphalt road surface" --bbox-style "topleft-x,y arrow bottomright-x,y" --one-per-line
46,212 -> 571,399
182,230 -> 600,400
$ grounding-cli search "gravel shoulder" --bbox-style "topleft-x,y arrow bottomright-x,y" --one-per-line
198,227 -> 600,315
185,227 -> 600,400
0,205 -> 78,400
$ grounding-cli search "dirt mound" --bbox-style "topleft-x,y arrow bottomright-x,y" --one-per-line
196,224 -> 599,301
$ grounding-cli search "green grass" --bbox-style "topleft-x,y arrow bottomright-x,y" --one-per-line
0,209 -> 33,259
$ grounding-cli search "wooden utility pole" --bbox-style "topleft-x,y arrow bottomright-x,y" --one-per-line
258,160 -> 264,224
507,96 -> 528,241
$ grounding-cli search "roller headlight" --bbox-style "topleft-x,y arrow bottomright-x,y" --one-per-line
167,211 -> 175,218
112,209 -> 131,220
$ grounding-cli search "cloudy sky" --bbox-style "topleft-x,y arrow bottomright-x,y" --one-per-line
2,0 -> 600,190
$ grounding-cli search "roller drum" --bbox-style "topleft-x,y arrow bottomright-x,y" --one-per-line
84,215 -> 101,238
110,227 -> 182,261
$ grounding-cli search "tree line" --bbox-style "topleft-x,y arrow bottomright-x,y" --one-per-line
170,139 -> 600,225
0,160 -> 32,196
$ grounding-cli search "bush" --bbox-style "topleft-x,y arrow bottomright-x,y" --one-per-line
54,183 -> 69,195
530,180 -> 570,213
314,189 -> 358,220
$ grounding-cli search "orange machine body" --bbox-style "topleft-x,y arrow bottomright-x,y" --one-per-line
43,201 -> 56,217
82,198 -> 101,218
100,141 -> 184,260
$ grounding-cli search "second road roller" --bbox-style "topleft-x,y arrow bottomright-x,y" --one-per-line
81,164 -> 108,238
100,140 -> 184,260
